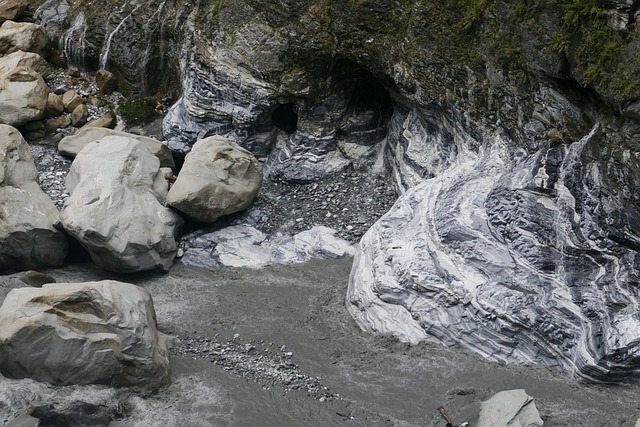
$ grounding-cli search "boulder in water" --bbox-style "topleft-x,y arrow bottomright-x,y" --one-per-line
0,280 -> 172,391
476,389 -> 543,427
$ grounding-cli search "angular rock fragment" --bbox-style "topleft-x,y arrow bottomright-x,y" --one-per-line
0,124 -> 67,270
0,0 -> 30,26
476,389 -> 543,427
60,136 -> 182,273
0,51 -> 49,77
61,90 -> 82,113
0,280 -> 172,391
0,21 -> 50,58
0,66 -> 49,127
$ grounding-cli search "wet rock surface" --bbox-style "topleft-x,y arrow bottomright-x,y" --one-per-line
0,280 -> 171,391
0,125 -> 67,270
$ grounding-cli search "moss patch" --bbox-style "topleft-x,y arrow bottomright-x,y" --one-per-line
117,99 -> 156,126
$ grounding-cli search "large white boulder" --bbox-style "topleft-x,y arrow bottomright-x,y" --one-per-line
0,21 -> 50,58
0,124 -> 67,270
58,127 -> 175,169
167,136 -> 262,224
0,280 -> 172,391
0,66 -> 49,127
60,136 -> 183,273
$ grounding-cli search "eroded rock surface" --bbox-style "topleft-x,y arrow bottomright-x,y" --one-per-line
0,124 -> 67,270
179,224 -> 354,269
0,0 -> 30,26
60,136 -> 182,273
0,64 -> 49,127
0,280 -> 171,391
348,124 -> 640,383
0,21 -> 50,58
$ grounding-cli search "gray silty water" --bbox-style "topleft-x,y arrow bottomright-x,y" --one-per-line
1,259 -> 639,426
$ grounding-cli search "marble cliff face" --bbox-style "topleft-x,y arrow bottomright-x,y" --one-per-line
35,0 -> 640,382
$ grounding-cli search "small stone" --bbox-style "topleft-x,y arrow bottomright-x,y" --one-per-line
70,104 -> 89,127
62,90 -> 83,113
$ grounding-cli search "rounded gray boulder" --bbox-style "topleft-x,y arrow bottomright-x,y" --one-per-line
0,280 -> 172,391
167,135 -> 262,224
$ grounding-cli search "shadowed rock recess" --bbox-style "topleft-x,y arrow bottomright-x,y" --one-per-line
35,0 -> 640,382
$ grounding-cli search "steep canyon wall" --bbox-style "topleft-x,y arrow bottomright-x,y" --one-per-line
35,0 -> 640,382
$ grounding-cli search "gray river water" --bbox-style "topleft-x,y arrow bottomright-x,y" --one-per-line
1,258 -> 639,426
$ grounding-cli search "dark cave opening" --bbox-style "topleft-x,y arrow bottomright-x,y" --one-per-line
331,59 -> 395,139
272,102 -> 299,134
347,71 -> 394,117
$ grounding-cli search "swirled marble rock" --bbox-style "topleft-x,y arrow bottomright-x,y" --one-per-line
349,124 -> 640,383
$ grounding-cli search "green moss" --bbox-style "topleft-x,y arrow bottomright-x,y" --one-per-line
117,99 -> 156,126
544,0 -> 635,99
446,0 -> 490,31
211,0 -> 224,20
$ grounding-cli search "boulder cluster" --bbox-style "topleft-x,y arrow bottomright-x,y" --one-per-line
0,16 -> 263,396
0,20 -> 263,275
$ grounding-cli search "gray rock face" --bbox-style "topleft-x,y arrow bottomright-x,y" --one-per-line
0,125 -> 67,270
58,127 -> 175,169
167,136 -> 262,224
386,106 -> 460,191
476,389 -> 543,427
0,280 -> 171,391
60,136 -> 183,273
179,225 -> 355,269
348,123 -> 640,383
163,26 -> 391,183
